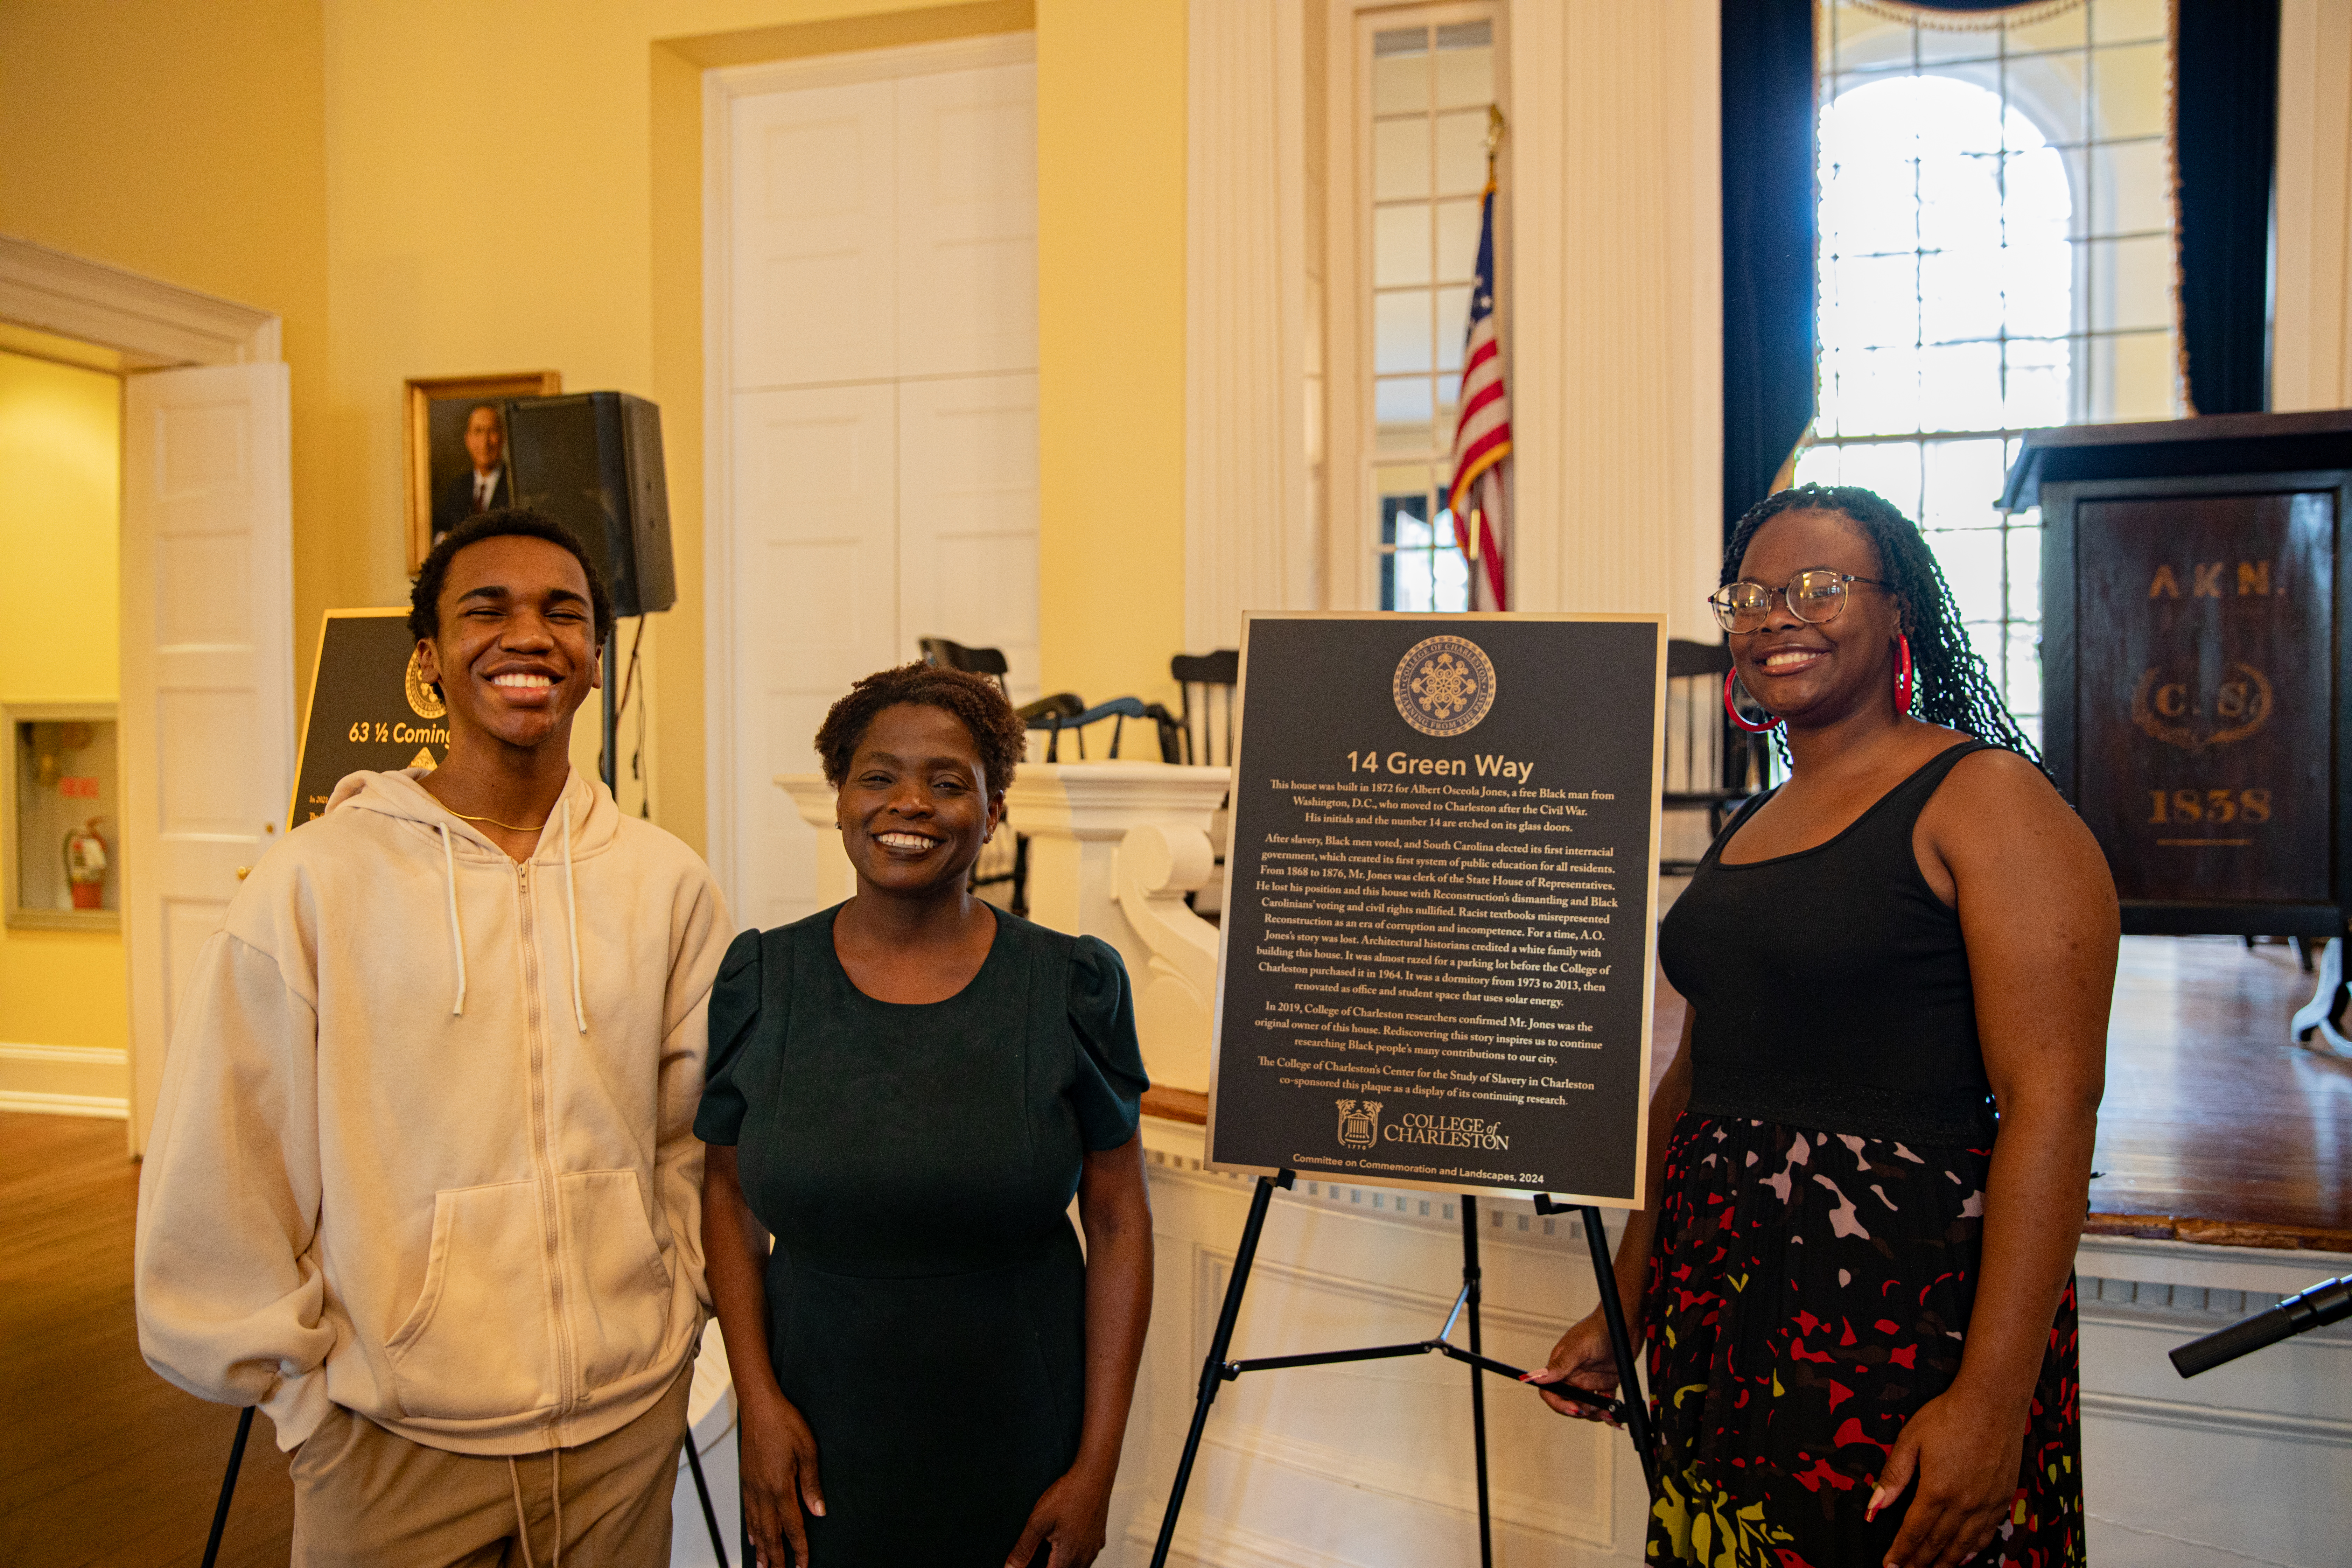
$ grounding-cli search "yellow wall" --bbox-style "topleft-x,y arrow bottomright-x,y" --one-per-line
0,349 -> 127,1051
0,0 -> 337,697
1036,0 -> 1188,710
0,0 -> 1188,866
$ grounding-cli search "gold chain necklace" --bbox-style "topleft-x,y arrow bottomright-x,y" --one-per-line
447,808 -> 550,833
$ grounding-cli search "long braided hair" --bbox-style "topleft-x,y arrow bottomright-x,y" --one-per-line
1724,483 -> 2041,765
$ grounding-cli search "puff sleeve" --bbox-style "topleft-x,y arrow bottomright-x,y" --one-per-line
1068,934 -> 1150,1150
694,928 -> 765,1146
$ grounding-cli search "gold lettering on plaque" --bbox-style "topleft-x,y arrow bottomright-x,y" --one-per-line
2237,561 -> 2271,596
2149,565 -> 2183,599
2192,562 -> 2226,597
2130,663 -> 2274,751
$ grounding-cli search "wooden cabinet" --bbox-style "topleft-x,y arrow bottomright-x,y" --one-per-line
2011,410 -> 2352,939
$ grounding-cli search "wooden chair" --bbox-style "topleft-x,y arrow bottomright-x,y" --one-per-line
1170,649 -> 1240,919
918,635 -> 1078,916
1032,695 -> 1179,762
1660,638 -> 1769,876
1170,649 -> 1240,766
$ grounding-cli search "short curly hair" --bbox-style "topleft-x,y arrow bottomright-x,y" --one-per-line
815,663 -> 1026,794
408,507 -> 615,646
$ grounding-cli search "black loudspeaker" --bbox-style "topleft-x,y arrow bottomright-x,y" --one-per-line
503,392 -> 676,617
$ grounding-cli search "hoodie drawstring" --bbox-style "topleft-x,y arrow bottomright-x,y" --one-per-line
438,794 -> 585,1031
439,822 -> 468,1016
505,1450 -> 564,1568
561,797 -> 587,1033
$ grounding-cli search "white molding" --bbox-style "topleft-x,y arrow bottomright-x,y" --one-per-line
0,232 -> 279,366
2082,1388 -> 2352,1450
0,1090 -> 129,1120
708,30 -> 1032,99
1126,1507 -> 1375,1568
2075,1233 -> 2352,1296
1185,0 -> 1314,651
0,1044 -> 131,1120
1506,1 -> 1718,635
2274,0 -> 2352,412
702,68 -> 741,920
0,1042 -> 129,1066
1197,1412 -> 1612,1547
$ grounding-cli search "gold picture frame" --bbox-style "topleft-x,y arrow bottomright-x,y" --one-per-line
404,371 -> 562,572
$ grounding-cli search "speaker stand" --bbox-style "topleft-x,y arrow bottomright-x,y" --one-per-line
600,632 -> 618,794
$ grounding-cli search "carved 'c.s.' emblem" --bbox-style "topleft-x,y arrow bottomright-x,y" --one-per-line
2129,662 -> 2272,752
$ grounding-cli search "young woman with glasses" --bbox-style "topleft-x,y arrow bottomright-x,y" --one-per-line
1528,484 -> 2117,1568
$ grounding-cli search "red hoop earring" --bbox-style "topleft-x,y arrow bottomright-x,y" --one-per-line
1895,634 -> 1914,714
1724,668 -> 1782,733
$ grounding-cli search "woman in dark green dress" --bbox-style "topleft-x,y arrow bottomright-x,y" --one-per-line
699,664 -> 1154,1568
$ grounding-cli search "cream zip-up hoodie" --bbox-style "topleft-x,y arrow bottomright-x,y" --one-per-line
135,767 -> 732,1456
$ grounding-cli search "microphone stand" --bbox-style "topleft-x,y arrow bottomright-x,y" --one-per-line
2169,1272 -> 2352,1378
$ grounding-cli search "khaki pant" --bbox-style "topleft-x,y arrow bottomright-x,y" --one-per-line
289,1368 -> 694,1568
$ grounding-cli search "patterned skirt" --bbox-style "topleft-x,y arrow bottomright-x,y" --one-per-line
1643,1112 -> 2083,1567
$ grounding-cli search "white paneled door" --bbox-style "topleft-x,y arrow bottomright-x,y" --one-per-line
729,79 -> 897,391
729,384 -> 898,931
714,39 -> 1039,927
897,372 -> 1040,704
120,362 -> 295,1154
895,63 -> 1040,378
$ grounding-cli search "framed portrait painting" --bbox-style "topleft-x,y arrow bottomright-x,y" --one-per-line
404,371 -> 561,572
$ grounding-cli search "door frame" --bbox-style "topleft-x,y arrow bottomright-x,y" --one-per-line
0,231 -> 284,1156
0,232 -> 280,367
699,31 -> 1035,917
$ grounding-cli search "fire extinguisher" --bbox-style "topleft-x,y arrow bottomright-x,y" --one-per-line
64,817 -> 110,910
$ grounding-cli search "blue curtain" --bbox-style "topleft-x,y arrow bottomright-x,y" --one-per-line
2175,0 -> 2280,415
1720,0 -> 1817,541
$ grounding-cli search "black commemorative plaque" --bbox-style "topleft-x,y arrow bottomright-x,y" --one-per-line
289,610 -> 452,829
1205,614 -> 1665,1205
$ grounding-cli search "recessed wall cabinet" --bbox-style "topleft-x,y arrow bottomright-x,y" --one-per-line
5,704 -> 121,930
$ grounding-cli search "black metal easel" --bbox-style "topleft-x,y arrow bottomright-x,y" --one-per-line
1147,1171 -> 1658,1568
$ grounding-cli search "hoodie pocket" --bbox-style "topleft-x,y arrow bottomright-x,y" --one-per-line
385,1180 -> 561,1421
559,1169 -> 675,1394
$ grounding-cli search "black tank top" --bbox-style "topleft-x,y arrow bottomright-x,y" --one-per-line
1658,740 -> 1997,1144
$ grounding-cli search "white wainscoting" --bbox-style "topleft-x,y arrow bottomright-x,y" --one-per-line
1123,1114 -> 1650,1567
2074,1236 -> 2352,1568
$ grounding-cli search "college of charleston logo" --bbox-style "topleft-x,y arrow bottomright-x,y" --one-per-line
1392,635 -> 1497,737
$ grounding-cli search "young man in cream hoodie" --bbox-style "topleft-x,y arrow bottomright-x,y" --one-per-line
136,510 -> 734,1566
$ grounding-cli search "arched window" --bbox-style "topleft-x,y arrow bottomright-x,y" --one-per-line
1798,0 -> 2179,747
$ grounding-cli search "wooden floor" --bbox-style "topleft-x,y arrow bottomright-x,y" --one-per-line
2086,935 -> 2352,1249
0,1113 -> 292,1568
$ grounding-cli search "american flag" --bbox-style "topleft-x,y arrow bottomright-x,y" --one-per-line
1447,175 -> 1511,612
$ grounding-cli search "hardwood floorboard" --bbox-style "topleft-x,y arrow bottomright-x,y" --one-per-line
2088,936 -> 2352,1247
0,1113 -> 292,1568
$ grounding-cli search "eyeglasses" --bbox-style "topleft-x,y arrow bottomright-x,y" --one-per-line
1707,569 -> 1889,634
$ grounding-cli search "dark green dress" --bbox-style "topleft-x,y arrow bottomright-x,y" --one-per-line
695,906 -> 1147,1567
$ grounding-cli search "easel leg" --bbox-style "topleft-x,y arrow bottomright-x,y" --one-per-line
199,1406 -> 254,1568
1460,1196 -> 1493,1568
1580,1205 -> 1661,1499
1150,1172 -> 1290,1568
683,1436 -> 729,1568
